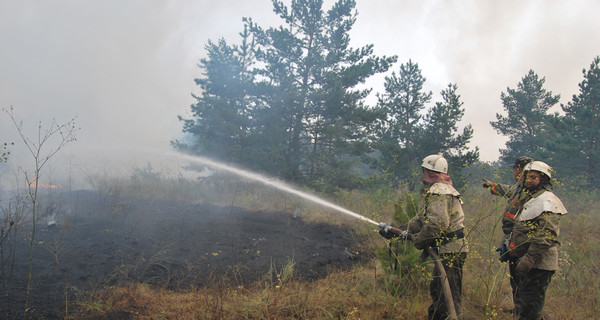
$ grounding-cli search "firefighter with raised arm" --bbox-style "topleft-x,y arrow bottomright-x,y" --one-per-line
482,156 -> 533,313
379,154 -> 468,320
482,156 -> 534,238
508,161 -> 567,320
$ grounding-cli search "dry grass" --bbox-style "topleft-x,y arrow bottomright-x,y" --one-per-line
71,261 -> 433,320
72,176 -> 600,319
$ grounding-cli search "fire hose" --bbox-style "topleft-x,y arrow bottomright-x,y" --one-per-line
378,223 -> 458,320
426,247 -> 458,320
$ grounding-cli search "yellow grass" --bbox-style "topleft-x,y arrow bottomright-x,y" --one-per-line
73,178 -> 600,319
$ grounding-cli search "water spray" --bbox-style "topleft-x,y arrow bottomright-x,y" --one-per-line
170,151 -> 456,317
170,151 -> 380,226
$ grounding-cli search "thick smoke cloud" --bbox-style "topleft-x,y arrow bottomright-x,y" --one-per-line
352,0 -> 600,160
1,0 -> 599,188
0,0 -> 279,188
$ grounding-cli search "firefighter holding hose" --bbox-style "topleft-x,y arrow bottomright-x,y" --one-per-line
379,154 -> 468,320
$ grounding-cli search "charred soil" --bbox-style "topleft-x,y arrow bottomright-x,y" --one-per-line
0,190 -> 370,319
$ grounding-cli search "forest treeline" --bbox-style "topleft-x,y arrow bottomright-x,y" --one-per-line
173,0 -> 600,192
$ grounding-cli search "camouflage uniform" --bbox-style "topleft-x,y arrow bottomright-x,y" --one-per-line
487,182 -> 525,236
487,181 -> 529,309
486,156 -> 533,238
406,182 -> 468,320
510,188 -> 567,320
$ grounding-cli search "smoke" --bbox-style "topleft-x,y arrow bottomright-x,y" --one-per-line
1,0 -> 599,190
352,0 -> 600,161
0,0 -> 279,189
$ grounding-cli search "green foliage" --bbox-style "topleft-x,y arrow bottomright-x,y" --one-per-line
175,26 -> 260,165
131,162 -> 161,181
488,57 -> 600,191
553,56 -> 600,187
177,0 -> 396,191
377,191 -> 424,296
393,191 -> 419,223
371,60 -> 430,187
173,3 -> 599,194
376,241 -> 423,296
370,61 -> 478,188
422,84 -> 479,189
247,0 -> 396,185
491,69 -> 560,163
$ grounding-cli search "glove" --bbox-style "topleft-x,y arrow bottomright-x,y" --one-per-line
377,222 -> 405,240
496,242 -> 509,262
378,222 -> 394,239
379,228 -> 396,239
400,230 -> 411,240
482,179 -> 493,189
515,255 -> 535,276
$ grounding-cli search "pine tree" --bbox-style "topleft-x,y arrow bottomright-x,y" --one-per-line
422,83 -> 479,186
371,60 -> 432,186
246,0 -> 395,187
491,70 -> 560,163
175,26 -> 259,165
560,56 -> 600,185
371,63 -> 478,187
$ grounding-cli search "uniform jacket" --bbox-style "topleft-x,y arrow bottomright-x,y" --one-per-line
511,188 -> 567,271
406,182 -> 468,254
488,182 -> 528,236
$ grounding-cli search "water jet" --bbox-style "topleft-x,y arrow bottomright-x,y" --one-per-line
169,151 -> 379,226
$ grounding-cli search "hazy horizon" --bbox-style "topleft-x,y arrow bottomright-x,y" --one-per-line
2,0 -> 600,189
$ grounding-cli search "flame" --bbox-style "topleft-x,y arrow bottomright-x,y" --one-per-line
29,181 -> 60,189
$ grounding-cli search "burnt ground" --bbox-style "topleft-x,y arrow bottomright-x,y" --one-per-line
0,190 -> 371,319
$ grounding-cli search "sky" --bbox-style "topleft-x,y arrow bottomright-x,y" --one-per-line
1,0 -> 600,188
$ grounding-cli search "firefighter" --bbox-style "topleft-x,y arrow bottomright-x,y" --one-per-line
482,156 -> 534,237
509,161 -> 567,320
380,154 -> 468,320
482,156 -> 533,312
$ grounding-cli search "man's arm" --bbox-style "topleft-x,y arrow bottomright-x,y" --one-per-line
482,179 -> 516,198
412,194 -> 449,250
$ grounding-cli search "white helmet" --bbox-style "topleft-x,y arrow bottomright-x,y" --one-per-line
524,161 -> 552,178
421,154 -> 448,174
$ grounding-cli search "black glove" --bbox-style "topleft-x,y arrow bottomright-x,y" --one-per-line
379,228 -> 397,239
482,179 -> 493,189
378,222 -> 404,239
379,228 -> 411,240
496,242 -> 509,262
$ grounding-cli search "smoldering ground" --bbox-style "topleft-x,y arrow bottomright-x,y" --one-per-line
0,175 -> 371,319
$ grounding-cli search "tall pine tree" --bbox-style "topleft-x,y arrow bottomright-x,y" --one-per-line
371,60 -> 432,186
175,26 -> 260,165
371,62 -> 478,187
491,70 -> 560,163
422,83 -> 479,186
246,0 -> 395,187
559,56 -> 600,186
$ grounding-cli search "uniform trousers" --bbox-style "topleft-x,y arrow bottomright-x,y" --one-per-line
428,252 -> 467,320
